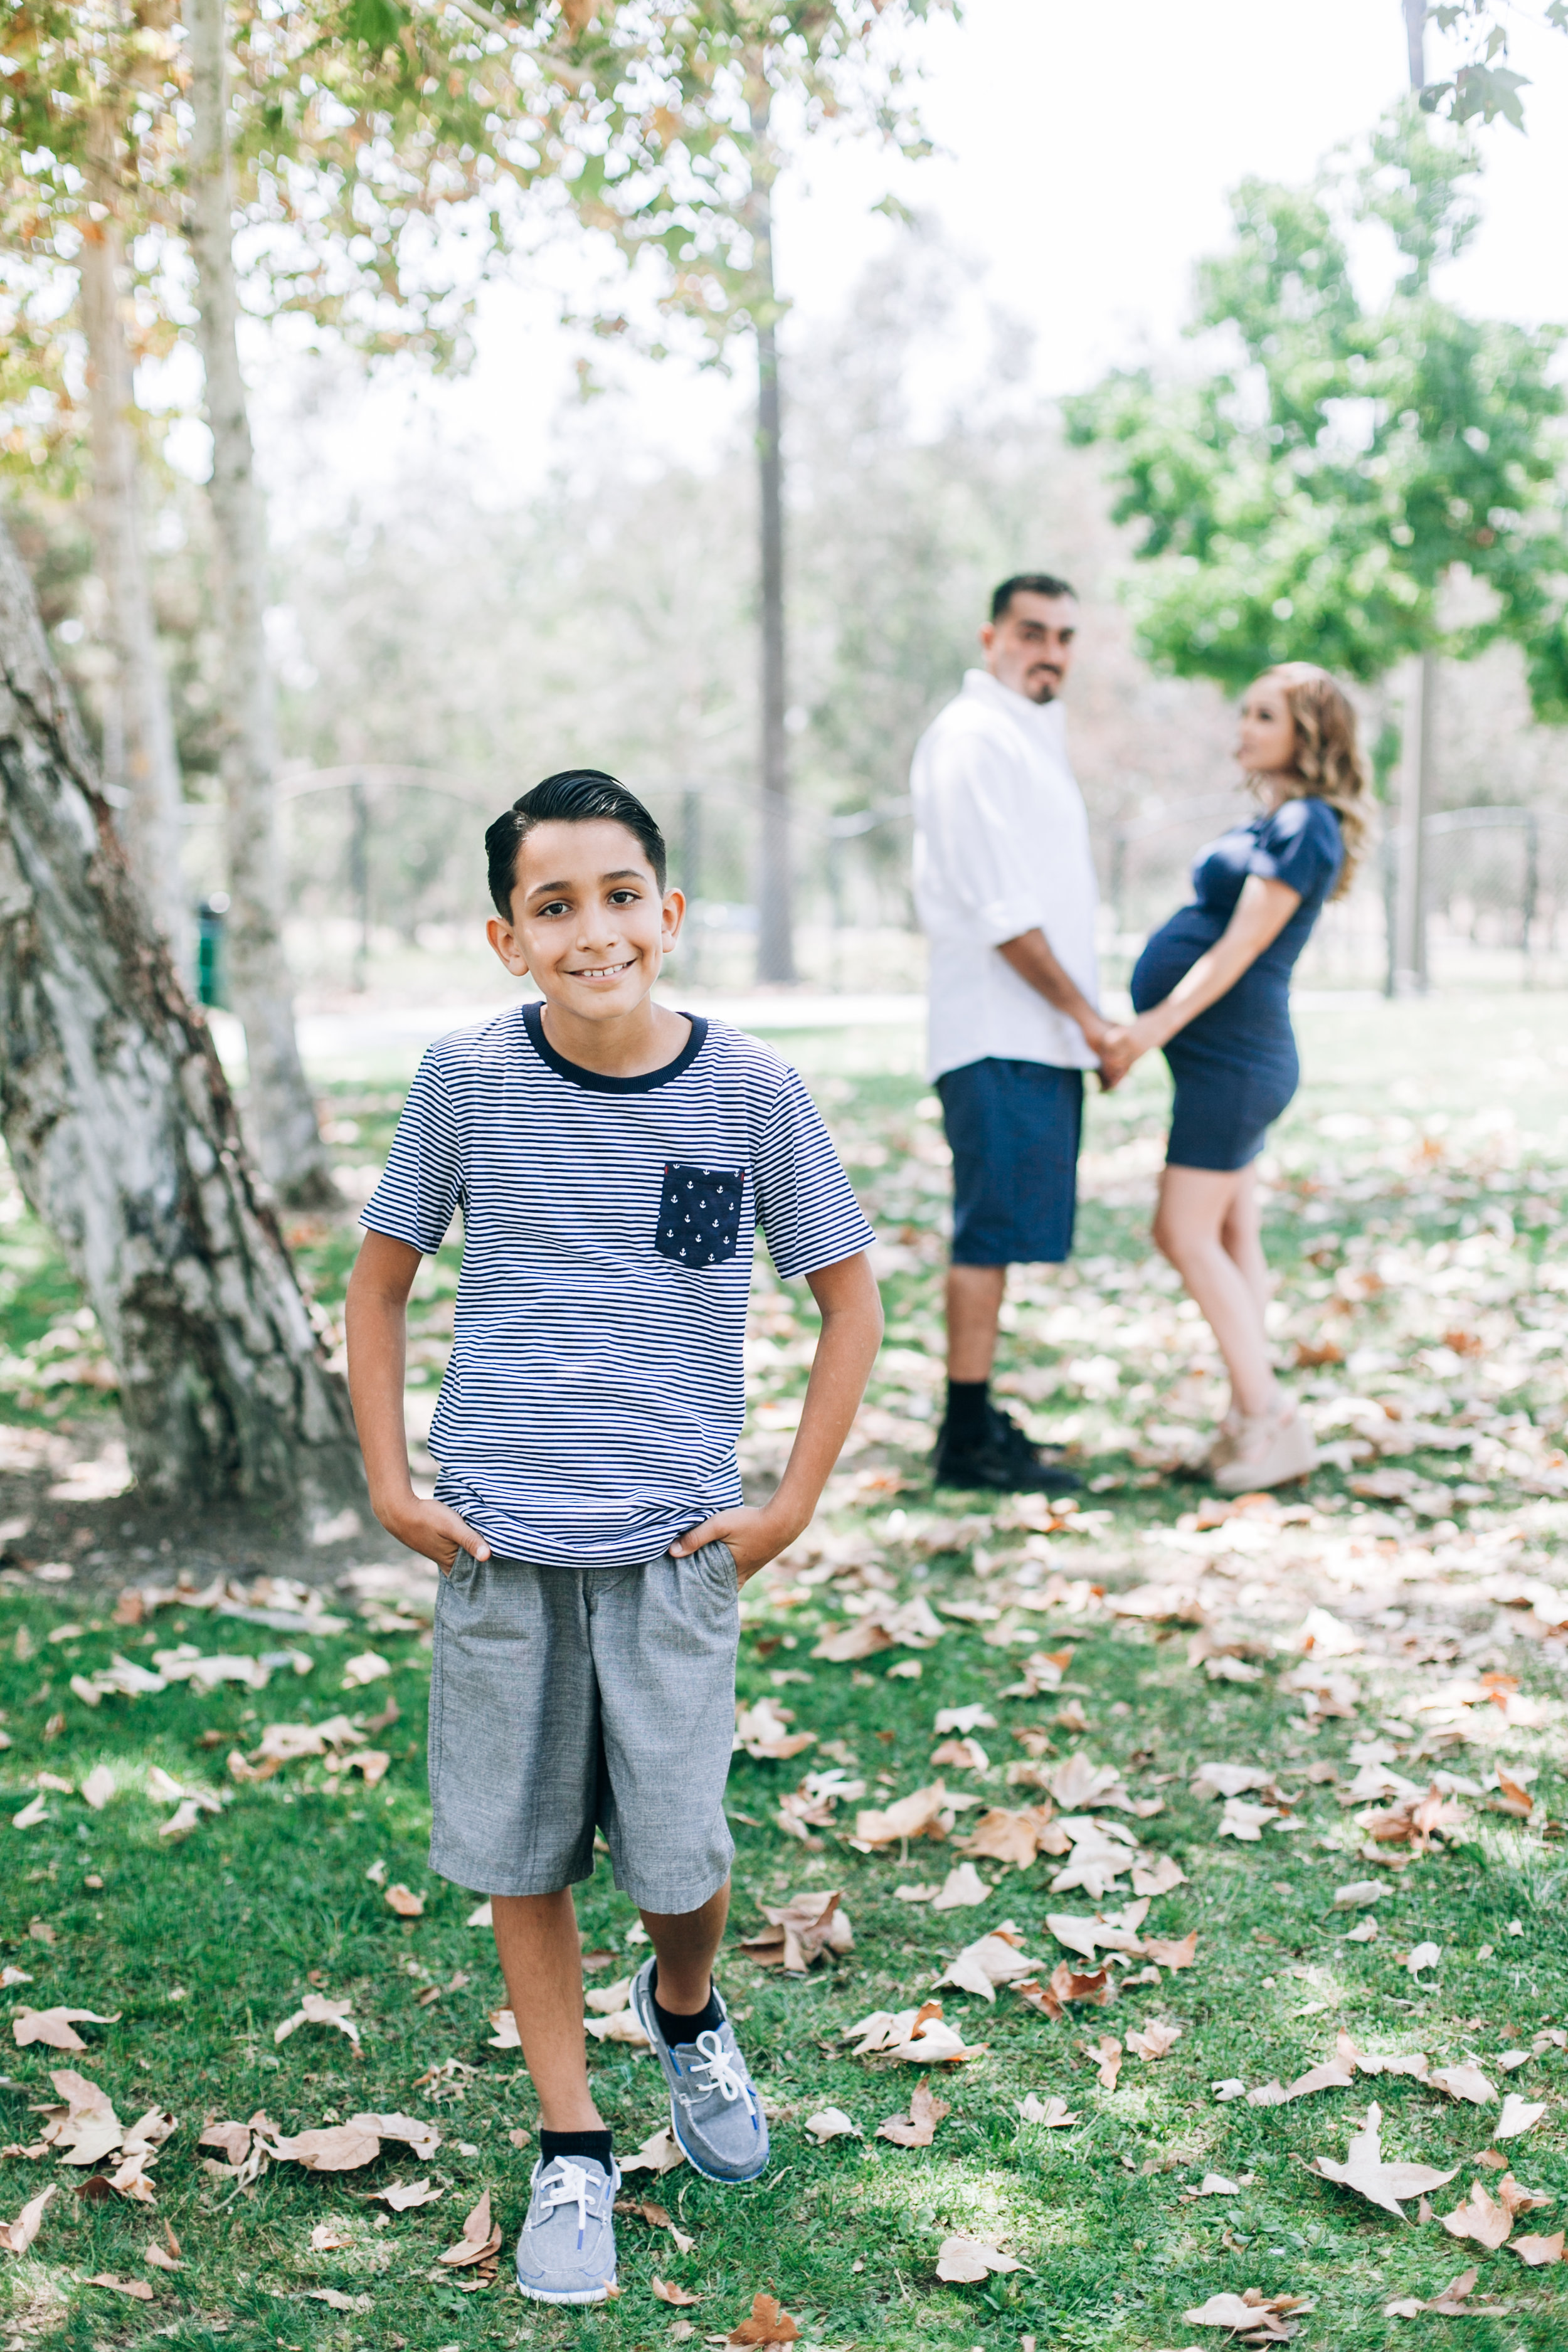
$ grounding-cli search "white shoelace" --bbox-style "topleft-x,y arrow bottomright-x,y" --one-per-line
537,2158 -> 593,2242
689,2028 -> 748,2103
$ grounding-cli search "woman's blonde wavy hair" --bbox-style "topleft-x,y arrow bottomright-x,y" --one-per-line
1246,662 -> 1372,899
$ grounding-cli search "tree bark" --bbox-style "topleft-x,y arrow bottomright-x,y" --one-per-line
80,111 -> 189,958
183,0 -> 335,1207
746,82 -> 795,986
1403,0 -> 1426,91
0,512 -> 365,1515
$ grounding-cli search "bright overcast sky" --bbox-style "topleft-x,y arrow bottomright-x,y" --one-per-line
259,0 -> 1568,514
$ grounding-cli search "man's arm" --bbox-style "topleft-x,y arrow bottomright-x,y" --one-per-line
670,1249 -> 883,1581
345,1228 -> 490,1574
997,928 -> 1120,1059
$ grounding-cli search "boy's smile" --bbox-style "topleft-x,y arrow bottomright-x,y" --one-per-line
486,818 -> 691,1078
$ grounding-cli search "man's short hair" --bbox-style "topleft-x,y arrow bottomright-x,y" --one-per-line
485,769 -> 668,917
991,572 -> 1077,622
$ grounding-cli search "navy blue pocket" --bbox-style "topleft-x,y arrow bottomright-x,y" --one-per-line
655,1163 -> 744,1268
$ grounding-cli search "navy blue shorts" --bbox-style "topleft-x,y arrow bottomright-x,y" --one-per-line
935,1058 -> 1083,1266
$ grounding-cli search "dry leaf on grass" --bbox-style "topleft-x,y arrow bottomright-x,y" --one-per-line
734,1698 -> 815,1761
487,2007 -> 521,2049
1440,2180 -> 1513,2249
852,1781 -> 955,1846
1183,2287 -> 1314,2341
931,1735 -> 989,1772
935,2233 -> 1028,2282
620,2124 -> 685,2176
262,2112 -> 440,2171
0,2183 -> 54,2254
728,2289 -> 801,2342
85,2273 -> 154,2300
371,2178 -> 443,2209
1088,2034 -> 1123,2091
467,1899 -> 492,1927
583,2006 -> 651,2048
1218,1799 -> 1279,1843
739,1890 -> 852,1972
1184,2175 -> 1244,2199
1495,2093 -> 1547,2139
1308,2102 -> 1458,2218
1512,2231 -> 1565,2265
1015,1960 -> 1117,2020
931,1863 -> 991,1911
1018,2093 -> 1079,2126
1384,2265 -> 1479,2317
938,1927 -> 1046,2001
1046,1906 -> 1147,1961
1428,2062 -> 1494,2105
1192,1763 -> 1276,1800
876,2084 -> 949,2148
304,2287 -> 373,2311
309,2222 -> 354,2252
845,2000 -> 985,2064
1405,1941 -> 1441,1976
80,1766 -> 115,1812
804,2109 -> 860,2143
1134,1855 -> 1189,1897
652,2274 -> 701,2306
1126,2021 -> 1182,2063
11,2008 -> 120,2052
956,1804 -> 1059,1868
437,2189 -> 502,2270
935,1705 -> 997,1734
274,1993 -> 359,2050
383,1884 -> 424,1917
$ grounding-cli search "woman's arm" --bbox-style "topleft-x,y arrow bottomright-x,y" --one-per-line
670,1249 -> 884,1580
345,1229 -> 490,1573
1100,874 -> 1301,1085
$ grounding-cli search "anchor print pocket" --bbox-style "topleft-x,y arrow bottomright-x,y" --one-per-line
654,1163 -> 745,1269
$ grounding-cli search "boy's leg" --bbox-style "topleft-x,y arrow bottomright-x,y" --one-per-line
640,1880 -> 730,2020
491,1890 -> 604,2131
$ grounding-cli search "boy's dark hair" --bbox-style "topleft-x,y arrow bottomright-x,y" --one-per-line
991,572 -> 1077,621
485,770 -> 668,917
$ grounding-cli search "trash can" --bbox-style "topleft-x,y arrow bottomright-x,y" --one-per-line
196,892 -> 230,1008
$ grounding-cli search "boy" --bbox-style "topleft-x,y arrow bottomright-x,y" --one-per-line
344,769 -> 882,2305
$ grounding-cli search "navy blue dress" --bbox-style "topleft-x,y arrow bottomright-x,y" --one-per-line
1130,797 -> 1343,1172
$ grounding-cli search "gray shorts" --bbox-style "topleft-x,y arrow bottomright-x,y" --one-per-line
428,1541 -> 739,1913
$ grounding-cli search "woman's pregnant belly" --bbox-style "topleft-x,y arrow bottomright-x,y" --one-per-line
1131,908 -> 1294,1056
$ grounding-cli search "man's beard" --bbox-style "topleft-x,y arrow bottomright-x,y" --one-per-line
1027,670 -> 1061,704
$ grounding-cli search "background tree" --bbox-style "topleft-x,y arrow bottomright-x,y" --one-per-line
1413,0 -> 1568,129
0,506 -> 363,1514
1065,103 -> 1568,987
555,0 -> 955,983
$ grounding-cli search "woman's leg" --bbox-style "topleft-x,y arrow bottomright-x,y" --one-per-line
1219,1162 -> 1271,1318
1152,1164 -> 1276,1419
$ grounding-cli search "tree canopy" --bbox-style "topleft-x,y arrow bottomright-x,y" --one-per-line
1064,107 -> 1568,717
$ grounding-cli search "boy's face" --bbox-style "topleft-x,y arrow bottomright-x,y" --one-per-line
487,818 -> 684,1021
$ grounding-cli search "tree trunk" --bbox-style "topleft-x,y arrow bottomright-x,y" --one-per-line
1394,649 -> 1435,993
1403,0 -> 1426,90
80,112 -> 189,960
746,87 -> 795,987
184,0 -> 334,1208
0,512 -> 364,1515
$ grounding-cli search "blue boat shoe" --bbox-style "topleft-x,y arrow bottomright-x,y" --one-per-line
630,1957 -> 770,2183
514,2153 -> 619,2304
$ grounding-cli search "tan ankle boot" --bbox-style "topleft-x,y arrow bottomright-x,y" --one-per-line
1213,1402 -> 1317,1494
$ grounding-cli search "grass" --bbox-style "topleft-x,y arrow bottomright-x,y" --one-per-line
1,992 -> 1567,2346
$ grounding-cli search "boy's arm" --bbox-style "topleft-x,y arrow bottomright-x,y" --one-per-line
670,1249 -> 883,1582
345,1229 -> 491,1575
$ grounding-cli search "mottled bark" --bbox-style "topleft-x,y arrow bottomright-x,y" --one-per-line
747,83 -> 795,986
0,513 -> 364,1515
184,0 -> 334,1207
79,112 -> 188,956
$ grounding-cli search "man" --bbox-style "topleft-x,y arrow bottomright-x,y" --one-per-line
911,573 -> 1120,1493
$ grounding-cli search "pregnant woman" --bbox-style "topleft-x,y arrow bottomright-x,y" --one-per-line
1105,663 -> 1370,1492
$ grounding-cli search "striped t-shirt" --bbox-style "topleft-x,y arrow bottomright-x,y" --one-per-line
361,1002 -> 876,1567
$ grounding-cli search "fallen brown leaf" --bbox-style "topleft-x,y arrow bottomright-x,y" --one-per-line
85,2274 -> 154,2300
370,2179 -> 443,2210
1088,2033 -> 1123,2091
728,2288 -> 802,2342
1308,2101 -> 1458,2217
1125,2020 -> 1182,2063
876,2084 -> 950,2148
652,2274 -> 701,2306
739,1890 -> 853,1973
11,2007 -> 120,2052
383,1883 -> 425,1917
437,2189 -> 502,2269
935,2233 -> 1027,2283
1512,2230 -> 1565,2266
0,2183 -> 55,2254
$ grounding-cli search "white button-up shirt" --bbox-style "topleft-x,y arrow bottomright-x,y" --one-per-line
911,668 -> 1101,1083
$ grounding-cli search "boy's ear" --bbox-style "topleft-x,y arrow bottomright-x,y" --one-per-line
661,886 -> 686,946
487,913 -> 530,978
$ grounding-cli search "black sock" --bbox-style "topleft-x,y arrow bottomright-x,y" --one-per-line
946,1378 -> 991,1449
539,2126 -> 613,2173
650,1962 -> 723,2045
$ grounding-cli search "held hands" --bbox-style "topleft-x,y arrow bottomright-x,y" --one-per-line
1093,1016 -> 1157,1093
374,1493 -> 491,1577
670,1505 -> 797,1586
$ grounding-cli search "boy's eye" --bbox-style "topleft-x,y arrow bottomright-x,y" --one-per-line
537,899 -> 569,918
609,889 -> 640,906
